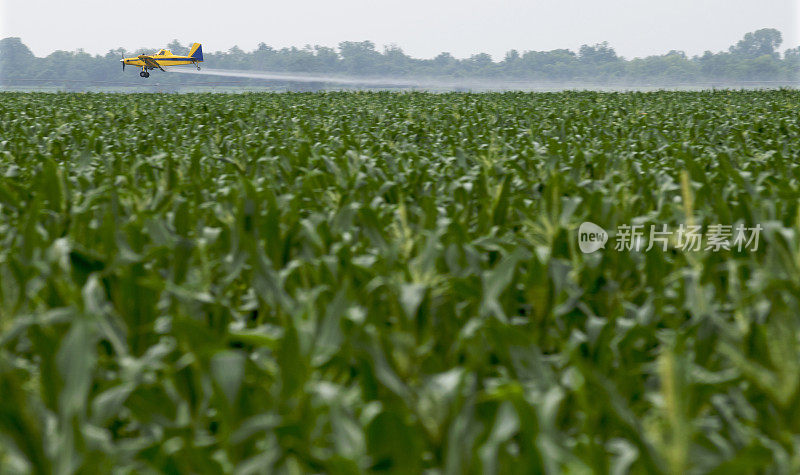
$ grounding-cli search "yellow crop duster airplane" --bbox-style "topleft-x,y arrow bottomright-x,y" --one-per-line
120,43 -> 203,78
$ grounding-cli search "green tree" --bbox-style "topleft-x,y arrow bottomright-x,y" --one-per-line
167,39 -> 189,56
0,37 -> 35,82
0,37 -> 34,64
429,52 -> 458,76
579,41 -> 618,64
382,44 -> 412,75
520,49 -> 578,80
729,28 -> 782,59
433,52 -> 457,67
314,46 -> 340,72
784,46 -> 800,80
338,41 -> 381,75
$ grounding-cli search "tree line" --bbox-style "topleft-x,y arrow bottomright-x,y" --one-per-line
1,28 -> 798,89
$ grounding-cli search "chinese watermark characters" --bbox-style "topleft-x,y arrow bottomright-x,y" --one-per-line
578,222 -> 762,254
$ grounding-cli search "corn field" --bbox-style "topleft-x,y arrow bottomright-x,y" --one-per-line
1,90 -> 800,473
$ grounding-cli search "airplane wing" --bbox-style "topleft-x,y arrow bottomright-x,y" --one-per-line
137,55 -> 165,71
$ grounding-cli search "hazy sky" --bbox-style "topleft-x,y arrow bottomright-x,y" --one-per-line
1,0 -> 797,60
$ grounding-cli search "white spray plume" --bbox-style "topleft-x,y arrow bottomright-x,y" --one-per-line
165,67 -> 609,91
169,67 -> 428,87
166,67 -> 745,91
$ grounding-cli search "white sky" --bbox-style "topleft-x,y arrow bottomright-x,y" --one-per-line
1,0 -> 797,60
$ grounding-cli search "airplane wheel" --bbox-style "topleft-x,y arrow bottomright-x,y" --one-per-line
139,71 -> 145,77
144,72 -> 150,78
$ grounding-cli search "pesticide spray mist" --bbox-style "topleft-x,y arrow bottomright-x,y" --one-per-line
167,67 -> 590,91
169,68 -> 427,87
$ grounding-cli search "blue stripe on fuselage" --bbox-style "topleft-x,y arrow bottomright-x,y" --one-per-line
124,58 -> 202,62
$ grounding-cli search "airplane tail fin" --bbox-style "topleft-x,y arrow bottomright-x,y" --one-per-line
188,43 -> 203,62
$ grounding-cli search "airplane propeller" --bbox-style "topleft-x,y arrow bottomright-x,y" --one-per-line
121,53 -> 125,71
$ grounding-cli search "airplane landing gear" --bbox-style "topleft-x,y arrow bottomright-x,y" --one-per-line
139,70 -> 150,78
